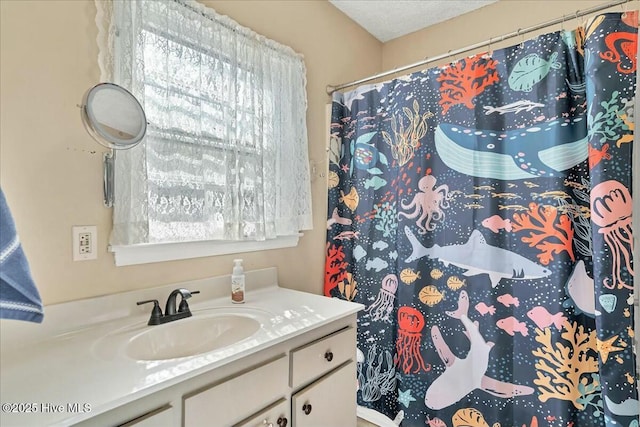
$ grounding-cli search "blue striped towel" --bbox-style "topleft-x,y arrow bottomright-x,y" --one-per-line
0,188 -> 43,323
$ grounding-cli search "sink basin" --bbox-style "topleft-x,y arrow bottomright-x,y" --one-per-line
126,314 -> 260,360
126,314 -> 261,361
93,308 -> 267,362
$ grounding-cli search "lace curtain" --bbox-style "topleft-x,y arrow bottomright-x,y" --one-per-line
95,0 -> 312,245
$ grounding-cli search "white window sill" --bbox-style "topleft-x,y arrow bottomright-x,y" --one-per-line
109,234 -> 301,266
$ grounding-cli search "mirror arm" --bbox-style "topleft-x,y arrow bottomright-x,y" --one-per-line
80,83 -> 146,209
103,150 -> 115,208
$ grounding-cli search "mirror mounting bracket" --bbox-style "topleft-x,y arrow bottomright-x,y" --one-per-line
80,82 -> 147,209
103,151 -> 115,208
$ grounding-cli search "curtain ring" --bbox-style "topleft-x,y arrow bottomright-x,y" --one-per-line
622,2 -> 628,19
488,37 -> 493,56
517,28 -> 524,49
577,10 -> 586,28
561,14 -> 566,30
574,10 -> 582,29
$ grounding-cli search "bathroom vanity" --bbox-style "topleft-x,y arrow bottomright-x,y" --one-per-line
0,268 -> 363,426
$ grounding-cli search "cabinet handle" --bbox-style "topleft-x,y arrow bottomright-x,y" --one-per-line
302,403 -> 312,415
277,417 -> 288,427
324,351 -> 334,362
262,420 -> 273,427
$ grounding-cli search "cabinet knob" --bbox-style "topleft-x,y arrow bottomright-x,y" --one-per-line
277,417 -> 288,427
324,351 -> 334,362
302,403 -> 312,415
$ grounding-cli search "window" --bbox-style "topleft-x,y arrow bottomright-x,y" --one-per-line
95,0 -> 312,265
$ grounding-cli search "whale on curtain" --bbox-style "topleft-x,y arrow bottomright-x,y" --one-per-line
434,119 -> 589,179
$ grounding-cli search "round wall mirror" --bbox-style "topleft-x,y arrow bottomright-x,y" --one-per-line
80,83 -> 147,150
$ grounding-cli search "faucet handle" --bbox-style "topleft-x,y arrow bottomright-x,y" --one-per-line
137,299 -> 163,325
178,290 -> 200,313
182,289 -> 200,298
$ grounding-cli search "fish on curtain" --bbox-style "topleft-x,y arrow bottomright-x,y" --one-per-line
325,12 -> 638,427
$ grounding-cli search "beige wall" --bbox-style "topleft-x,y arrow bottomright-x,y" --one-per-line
0,0 -> 381,305
382,0 -> 640,73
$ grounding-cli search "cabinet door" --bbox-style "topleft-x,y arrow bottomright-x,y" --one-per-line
291,361 -> 356,427
184,355 -> 288,427
234,398 -> 289,427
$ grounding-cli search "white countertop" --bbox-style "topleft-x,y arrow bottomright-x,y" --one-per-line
0,268 -> 363,426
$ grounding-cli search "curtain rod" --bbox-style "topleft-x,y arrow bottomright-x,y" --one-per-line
326,0 -> 632,94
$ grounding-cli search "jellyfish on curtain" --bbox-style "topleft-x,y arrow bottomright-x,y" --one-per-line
394,306 -> 430,374
365,274 -> 398,322
591,180 -> 634,290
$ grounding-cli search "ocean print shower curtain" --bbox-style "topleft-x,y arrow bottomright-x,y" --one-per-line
325,12 -> 638,427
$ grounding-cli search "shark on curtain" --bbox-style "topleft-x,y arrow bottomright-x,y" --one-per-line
425,291 -> 534,409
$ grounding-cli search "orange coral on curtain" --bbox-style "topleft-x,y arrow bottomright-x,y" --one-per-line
437,54 -> 500,114
512,203 -> 575,265
324,242 -> 349,296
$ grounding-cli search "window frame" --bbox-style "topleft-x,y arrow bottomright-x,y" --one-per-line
104,0 -> 311,265
109,234 -> 301,266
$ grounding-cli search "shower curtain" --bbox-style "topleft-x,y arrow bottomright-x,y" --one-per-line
325,12 -> 638,427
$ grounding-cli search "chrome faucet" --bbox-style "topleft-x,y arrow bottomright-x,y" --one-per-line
137,288 -> 200,325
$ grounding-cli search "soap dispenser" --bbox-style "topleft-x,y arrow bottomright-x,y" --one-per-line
231,259 -> 245,304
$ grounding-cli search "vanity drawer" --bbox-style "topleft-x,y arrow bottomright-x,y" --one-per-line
233,398 -> 289,427
118,405 -> 173,426
183,355 -> 288,427
289,326 -> 356,389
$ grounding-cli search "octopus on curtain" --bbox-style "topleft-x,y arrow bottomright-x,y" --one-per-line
600,31 -> 638,74
394,306 -> 431,374
398,175 -> 451,234
365,274 -> 398,322
591,180 -> 634,289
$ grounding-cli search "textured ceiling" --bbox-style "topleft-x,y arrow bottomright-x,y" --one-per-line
329,0 -> 498,42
